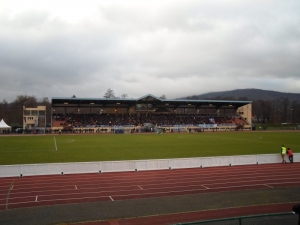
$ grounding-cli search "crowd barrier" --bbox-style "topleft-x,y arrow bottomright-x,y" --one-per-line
174,212 -> 297,225
0,153 -> 299,178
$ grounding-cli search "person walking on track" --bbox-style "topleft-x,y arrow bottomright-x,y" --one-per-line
287,147 -> 294,163
281,145 -> 287,164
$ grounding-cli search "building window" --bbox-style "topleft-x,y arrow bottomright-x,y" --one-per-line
32,110 -> 38,116
39,111 -> 46,116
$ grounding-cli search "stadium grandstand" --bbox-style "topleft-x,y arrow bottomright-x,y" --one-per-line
51,94 -> 252,133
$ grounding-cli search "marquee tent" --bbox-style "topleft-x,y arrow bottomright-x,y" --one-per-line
0,119 -> 11,130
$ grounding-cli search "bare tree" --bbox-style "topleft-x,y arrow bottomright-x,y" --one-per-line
121,94 -> 128,99
160,94 -> 166,99
8,95 -> 38,126
39,97 -> 52,126
0,99 -> 9,122
281,98 -> 290,123
290,100 -> 298,124
186,95 -> 199,100
103,88 -> 115,98
271,99 -> 281,123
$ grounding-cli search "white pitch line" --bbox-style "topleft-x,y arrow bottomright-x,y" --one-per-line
35,196 -> 38,202
109,196 -> 114,201
264,184 -> 274,188
64,139 -> 75,143
138,185 -> 143,190
54,137 -> 58,151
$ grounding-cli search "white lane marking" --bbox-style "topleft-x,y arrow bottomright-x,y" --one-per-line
109,196 -> 114,201
75,185 -> 77,190
7,182 -> 290,199
54,137 -> 58,151
264,184 -> 274,188
138,185 -> 143,190
35,196 -> 38,202
201,185 -> 209,189
6,180 -> 15,210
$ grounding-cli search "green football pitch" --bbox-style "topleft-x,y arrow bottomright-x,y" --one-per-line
0,132 -> 299,165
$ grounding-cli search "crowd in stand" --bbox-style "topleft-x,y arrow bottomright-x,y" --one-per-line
0,114 -> 246,135
52,113 -> 239,128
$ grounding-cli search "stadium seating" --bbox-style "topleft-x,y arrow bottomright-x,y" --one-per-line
52,113 -> 248,130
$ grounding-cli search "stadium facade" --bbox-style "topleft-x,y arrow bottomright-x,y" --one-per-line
51,94 -> 252,132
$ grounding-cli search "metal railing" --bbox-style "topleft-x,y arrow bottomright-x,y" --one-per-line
174,212 -> 297,225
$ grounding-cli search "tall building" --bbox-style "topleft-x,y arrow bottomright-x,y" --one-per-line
23,106 -> 46,129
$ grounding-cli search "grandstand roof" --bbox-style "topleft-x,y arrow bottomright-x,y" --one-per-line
51,95 -> 251,110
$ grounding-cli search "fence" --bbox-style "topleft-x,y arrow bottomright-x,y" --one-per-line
0,153 -> 299,178
173,212 -> 297,225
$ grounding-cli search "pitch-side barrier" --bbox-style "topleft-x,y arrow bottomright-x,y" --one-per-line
0,153 -> 299,178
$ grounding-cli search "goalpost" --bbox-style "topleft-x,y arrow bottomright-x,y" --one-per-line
123,128 -> 132,134
113,126 -> 125,134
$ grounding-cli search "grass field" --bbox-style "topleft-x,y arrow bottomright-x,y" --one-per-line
0,132 -> 299,165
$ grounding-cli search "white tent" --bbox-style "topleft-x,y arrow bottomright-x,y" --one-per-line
0,119 -> 11,130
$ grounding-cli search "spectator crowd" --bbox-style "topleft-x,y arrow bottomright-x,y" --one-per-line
52,113 -> 241,128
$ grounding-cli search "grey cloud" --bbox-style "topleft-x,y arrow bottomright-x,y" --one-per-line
0,0 -> 300,102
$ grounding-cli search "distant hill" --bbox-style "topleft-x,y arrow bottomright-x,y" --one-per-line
180,89 -> 300,101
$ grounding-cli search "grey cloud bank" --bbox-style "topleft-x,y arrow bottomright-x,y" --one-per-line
0,0 -> 300,102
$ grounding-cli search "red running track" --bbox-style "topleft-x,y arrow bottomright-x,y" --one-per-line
0,163 -> 300,211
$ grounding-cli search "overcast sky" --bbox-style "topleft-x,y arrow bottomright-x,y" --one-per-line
1,0 -> 300,102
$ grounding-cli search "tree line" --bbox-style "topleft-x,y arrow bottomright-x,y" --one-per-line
0,89 -> 168,128
1,92 -> 298,128
0,96 -> 52,128
186,95 -> 299,124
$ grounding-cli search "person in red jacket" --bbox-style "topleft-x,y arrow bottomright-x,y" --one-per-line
287,147 -> 294,163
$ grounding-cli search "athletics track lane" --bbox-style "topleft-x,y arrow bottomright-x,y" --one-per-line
1,163 -> 300,211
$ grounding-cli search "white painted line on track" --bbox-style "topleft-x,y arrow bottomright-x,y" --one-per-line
8,180 -> 300,203
8,164 -> 298,188
6,179 -> 15,210
138,185 -> 143,190
7,195 -> 110,206
10,185 -> 14,190
54,137 -> 58,151
17,173 -> 293,190
6,182 -> 299,208
7,176 -> 300,199
75,185 -> 77,190
5,164 -> 300,209
4,183 -> 293,207
35,196 -> 38,202
16,176 -> 295,193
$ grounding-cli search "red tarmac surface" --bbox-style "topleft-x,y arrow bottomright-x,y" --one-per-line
1,163 -> 300,224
